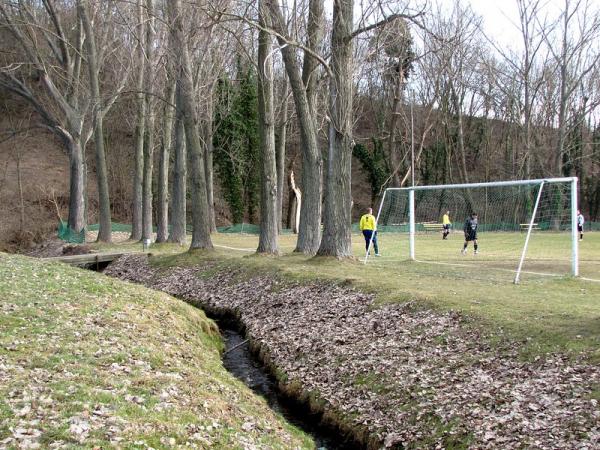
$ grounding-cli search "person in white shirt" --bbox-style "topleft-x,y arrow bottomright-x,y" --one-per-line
577,210 -> 585,241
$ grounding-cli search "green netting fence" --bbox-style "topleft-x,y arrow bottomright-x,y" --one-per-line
58,220 -> 600,243
58,221 -> 297,242
57,221 -> 86,244
87,222 -> 134,233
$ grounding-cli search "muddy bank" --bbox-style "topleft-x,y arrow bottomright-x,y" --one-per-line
105,255 -> 600,449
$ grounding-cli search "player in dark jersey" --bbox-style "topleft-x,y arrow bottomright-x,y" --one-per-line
461,213 -> 479,255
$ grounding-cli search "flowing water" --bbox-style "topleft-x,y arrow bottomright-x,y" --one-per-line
221,328 -> 360,450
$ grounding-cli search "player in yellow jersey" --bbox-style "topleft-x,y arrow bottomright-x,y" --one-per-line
359,207 -> 380,256
442,210 -> 451,240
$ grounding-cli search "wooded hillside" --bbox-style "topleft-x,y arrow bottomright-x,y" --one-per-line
1,0 -> 599,254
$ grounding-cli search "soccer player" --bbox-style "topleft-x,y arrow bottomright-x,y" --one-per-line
461,213 -> 478,255
360,207 -> 380,256
577,210 -> 585,240
442,210 -> 451,240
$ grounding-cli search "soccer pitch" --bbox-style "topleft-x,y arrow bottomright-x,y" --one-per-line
364,230 -> 600,282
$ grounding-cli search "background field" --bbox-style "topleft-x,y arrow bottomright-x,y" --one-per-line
91,230 -> 600,358
369,229 -> 600,282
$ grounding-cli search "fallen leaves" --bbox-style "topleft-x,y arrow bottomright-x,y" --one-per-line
106,254 -> 600,449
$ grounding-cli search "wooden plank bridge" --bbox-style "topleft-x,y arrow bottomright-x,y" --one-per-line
41,252 -> 148,267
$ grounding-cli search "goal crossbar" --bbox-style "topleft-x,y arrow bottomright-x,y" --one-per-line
385,177 -> 577,192
366,177 -> 579,282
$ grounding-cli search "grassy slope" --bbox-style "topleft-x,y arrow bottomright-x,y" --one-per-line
0,253 -> 313,449
94,232 -> 600,359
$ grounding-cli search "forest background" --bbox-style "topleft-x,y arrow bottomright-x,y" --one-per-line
1,0 -> 599,253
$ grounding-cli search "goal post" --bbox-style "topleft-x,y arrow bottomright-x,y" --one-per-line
365,177 -> 579,282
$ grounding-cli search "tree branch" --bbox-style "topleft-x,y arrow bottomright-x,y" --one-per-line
350,11 -> 425,41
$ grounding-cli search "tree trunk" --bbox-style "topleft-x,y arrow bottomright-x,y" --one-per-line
68,137 -> 86,234
156,77 -> 176,242
78,0 -> 111,243
267,0 -> 323,254
130,0 -> 145,241
168,81 -> 187,244
168,0 -> 213,250
16,151 -> 25,232
317,0 -> 353,257
203,91 -> 217,232
275,79 -> 288,233
141,0 -> 155,242
387,70 -> 405,187
257,1 -> 279,254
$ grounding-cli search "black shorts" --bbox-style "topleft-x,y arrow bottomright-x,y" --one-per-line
443,224 -> 450,231
465,233 -> 477,242
578,225 -> 583,233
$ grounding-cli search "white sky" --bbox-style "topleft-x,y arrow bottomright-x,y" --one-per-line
468,0 -> 521,47
467,0 -> 564,50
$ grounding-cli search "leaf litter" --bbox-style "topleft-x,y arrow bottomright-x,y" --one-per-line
105,254 -> 600,449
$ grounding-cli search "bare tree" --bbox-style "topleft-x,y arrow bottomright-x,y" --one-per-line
130,0 -> 146,240
317,3 -> 424,257
168,81 -> 187,244
167,0 -> 213,250
275,78 -> 289,232
78,0 -> 128,243
156,70 -> 176,243
316,0 -> 354,257
141,0 -> 156,242
267,0 -> 324,254
257,0 -> 279,254
548,0 -> 600,176
0,1 -> 88,236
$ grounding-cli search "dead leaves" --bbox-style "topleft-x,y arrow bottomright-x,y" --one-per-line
106,254 -> 600,449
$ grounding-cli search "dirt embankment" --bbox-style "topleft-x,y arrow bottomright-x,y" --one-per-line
105,255 -> 600,450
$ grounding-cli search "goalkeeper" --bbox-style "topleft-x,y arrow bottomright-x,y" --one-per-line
360,207 -> 380,256
442,210 -> 451,240
461,213 -> 479,255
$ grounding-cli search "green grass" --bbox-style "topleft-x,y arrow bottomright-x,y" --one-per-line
0,252 -> 314,449
99,231 -> 600,359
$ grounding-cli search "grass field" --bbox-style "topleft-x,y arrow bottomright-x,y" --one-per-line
92,230 -> 600,360
371,229 -> 600,282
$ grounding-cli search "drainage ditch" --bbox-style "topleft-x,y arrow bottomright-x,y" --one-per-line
95,263 -> 365,450
221,326 -> 356,450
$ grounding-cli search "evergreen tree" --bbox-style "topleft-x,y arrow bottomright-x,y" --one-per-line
213,67 -> 260,224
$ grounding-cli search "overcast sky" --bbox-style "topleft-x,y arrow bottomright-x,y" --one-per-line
467,0 -> 564,49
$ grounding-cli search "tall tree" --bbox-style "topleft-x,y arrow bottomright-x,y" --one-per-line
167,0 -> 213,250
257,0 -> 279,254
275,78 -> 289,232
156,72 -> 176,243
78,0 -> 112,242
141,0 -> 156,241
550,0 -> 600,176
317,0 -> 354,257
168,81 -> 187,244
267,0 -> 324,254
130,0 -> 146,240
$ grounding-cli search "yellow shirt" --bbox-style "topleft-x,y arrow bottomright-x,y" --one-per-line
442,214 -> 451,225
360,214 -> 376,231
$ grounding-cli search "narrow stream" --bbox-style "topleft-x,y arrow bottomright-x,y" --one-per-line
221,328 -> 357,450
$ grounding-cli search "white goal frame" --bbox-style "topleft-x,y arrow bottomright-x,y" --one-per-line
365,177 -> 579,283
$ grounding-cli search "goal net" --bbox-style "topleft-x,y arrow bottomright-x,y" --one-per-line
366,178 -> 578,283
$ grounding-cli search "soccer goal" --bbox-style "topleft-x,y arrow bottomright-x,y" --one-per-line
365,177 -> 579,283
